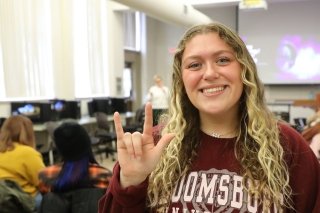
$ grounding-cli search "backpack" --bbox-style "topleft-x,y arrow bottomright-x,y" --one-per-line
0,179 -> 36,213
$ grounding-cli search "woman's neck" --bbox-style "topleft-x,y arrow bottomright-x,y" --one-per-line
199,112 -> 239,138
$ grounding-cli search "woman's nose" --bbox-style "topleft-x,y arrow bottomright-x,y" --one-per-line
203,64 -> 220,80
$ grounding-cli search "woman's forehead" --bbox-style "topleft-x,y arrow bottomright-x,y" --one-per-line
182,33 -> 233,57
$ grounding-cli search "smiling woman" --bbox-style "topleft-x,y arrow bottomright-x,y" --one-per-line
98,22 -> 320,213
181,33 -> 243,124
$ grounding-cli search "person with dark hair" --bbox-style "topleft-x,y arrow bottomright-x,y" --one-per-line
0,115 -> 45,211
99,22 -> 320,212
38,122 -> 112,212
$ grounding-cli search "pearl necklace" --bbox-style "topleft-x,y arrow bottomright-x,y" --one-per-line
211,132 -> 222,138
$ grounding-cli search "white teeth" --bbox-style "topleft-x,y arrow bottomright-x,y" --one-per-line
203,86 -> 224,94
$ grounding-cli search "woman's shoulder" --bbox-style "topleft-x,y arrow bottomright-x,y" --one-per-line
13,143 -> 41,155
89,163 -> 112,175
278,122 -> 317,162
278,122 -> 309,147
279,122 -> 301,135
88,163 -> 112,189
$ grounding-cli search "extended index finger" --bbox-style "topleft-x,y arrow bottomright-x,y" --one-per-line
114,112 -> 124,140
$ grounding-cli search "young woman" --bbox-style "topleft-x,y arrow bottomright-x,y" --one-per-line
99,23 -> 320,212
0,115 -> 45,210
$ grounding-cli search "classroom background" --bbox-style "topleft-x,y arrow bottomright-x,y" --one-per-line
0,0 -> 319,165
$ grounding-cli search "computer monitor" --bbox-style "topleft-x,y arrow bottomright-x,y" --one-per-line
87,98 -> 113,116
11,102 -> 52,123
50,99 -> 66,120
110,97 -> 128,114
51,99 -> 81,120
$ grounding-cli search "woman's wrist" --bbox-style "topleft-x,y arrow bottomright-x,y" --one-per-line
120,170 -> 148,188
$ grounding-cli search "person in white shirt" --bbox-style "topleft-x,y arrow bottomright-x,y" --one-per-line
146,75 -> 170,125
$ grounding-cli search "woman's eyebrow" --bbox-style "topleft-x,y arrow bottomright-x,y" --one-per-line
182,50 -> 234,64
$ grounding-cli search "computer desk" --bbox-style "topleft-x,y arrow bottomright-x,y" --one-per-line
34,112 -> 135,165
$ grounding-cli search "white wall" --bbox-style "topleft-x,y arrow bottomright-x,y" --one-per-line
107,1 -> 125,96
0,103 -> 9,118
141,18 -> 186,100
52,0 -> 74,100
199,5 -> 237,30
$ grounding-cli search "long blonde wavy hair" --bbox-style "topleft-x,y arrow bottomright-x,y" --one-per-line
0,115 -> 36,152
147,23 -> 292,211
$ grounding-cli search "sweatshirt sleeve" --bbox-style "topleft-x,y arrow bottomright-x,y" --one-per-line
98,162 -> 149,213
281,124 -> 320,212
23,148 -> 45,187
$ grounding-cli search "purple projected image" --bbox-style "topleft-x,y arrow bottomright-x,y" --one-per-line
276,36 -> 320,82
242,35 -> 320,85
238,0 -> 320,84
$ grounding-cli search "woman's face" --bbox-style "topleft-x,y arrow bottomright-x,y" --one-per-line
181,32 -> 243,119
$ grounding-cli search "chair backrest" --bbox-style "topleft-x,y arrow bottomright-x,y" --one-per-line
136,107 -> 145,124
45,121 -> 60,141
95,112 -> 110,131
39,188 -> 105,213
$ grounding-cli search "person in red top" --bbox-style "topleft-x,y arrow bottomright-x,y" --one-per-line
99,22 -> 320,212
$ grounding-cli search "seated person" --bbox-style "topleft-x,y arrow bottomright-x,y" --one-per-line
0,115 -> 45,211
38,122 -> 112,213
302,108 -> 320,161
302,123 -> 320,142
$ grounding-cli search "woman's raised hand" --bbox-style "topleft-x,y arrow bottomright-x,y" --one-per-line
114,102 -> 175,188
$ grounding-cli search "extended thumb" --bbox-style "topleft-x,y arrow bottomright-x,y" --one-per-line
156,133 -> 175,152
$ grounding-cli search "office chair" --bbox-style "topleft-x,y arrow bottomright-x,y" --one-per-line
123,106 -> 145,133
90,135 -> 104,163
44,121 -> 61,165
94,112 -> 117,161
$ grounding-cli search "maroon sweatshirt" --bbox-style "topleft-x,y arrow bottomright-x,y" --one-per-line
99,123 -> 320,212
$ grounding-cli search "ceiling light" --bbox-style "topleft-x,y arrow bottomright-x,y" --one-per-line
239,0 -> 268,10
186,0 -> 241,7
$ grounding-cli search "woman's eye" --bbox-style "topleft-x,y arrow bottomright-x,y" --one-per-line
187,62 -> 201,70
217,57 -> 230,65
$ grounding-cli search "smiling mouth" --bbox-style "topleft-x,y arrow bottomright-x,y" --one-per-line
202,86 -> 226,95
